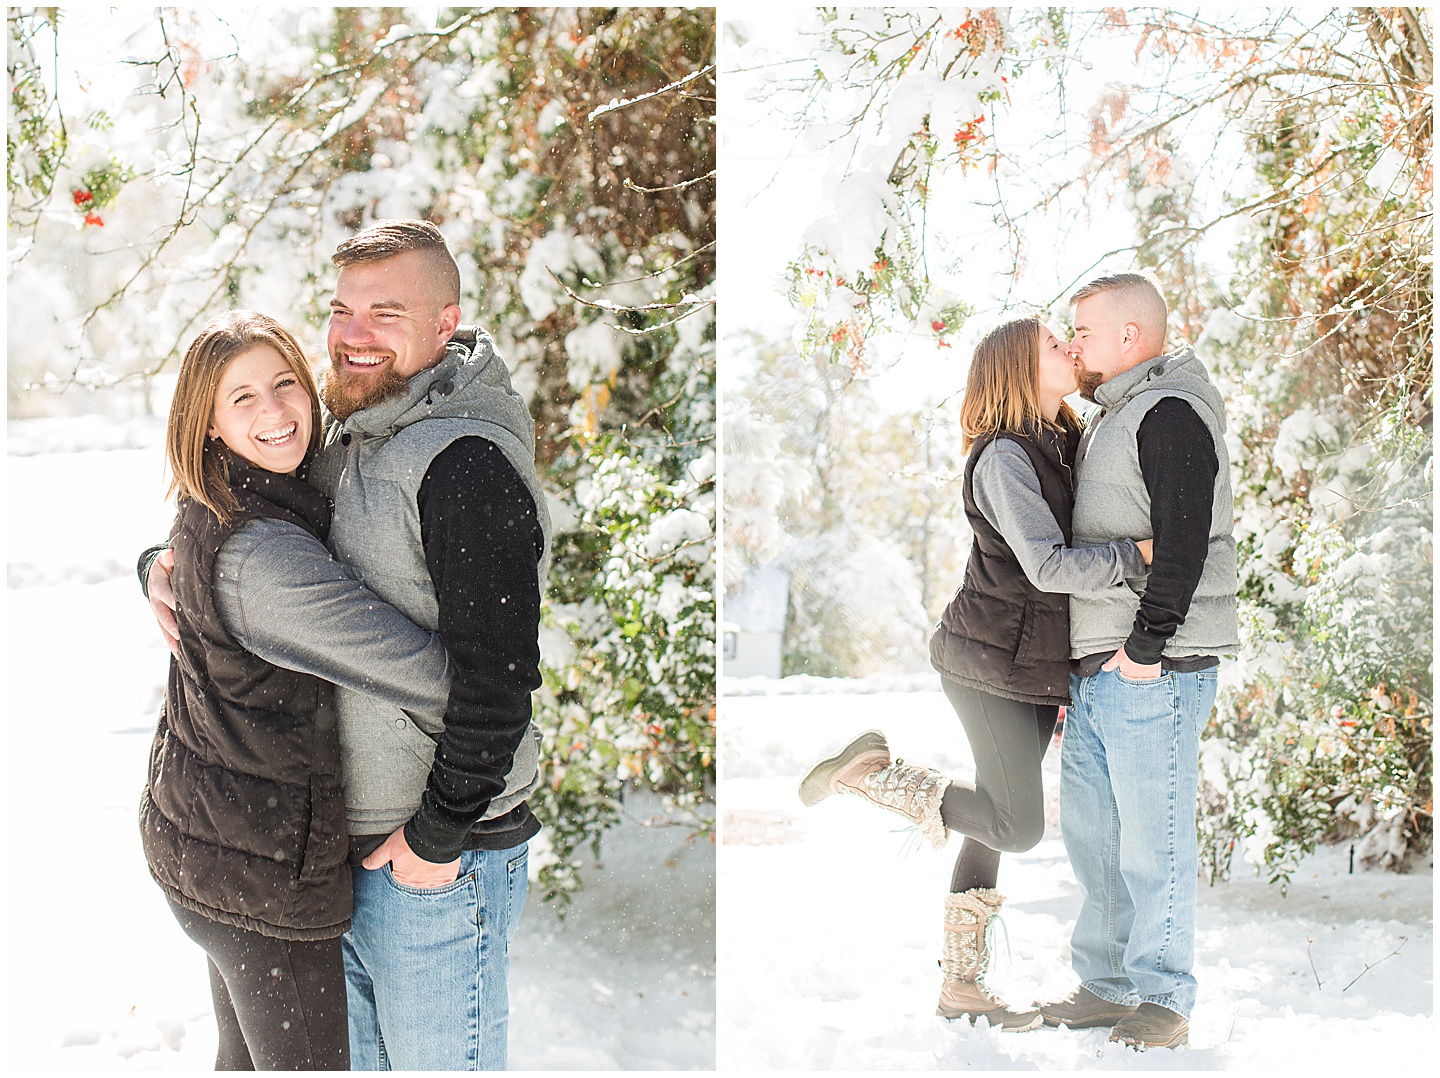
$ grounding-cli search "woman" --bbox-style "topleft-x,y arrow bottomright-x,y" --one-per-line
139,311 -> 451,1070
799,316 -> 1153,1030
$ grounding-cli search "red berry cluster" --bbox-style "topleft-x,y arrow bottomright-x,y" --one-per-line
72,189 -> 104,226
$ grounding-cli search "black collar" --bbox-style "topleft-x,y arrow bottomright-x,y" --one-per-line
228,454 -> 333,539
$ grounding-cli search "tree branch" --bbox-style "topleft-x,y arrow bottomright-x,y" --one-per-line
587,64 -> 714,123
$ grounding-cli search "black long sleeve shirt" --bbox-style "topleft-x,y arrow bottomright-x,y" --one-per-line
401,435 -> 546,863
1123,396 -> 1220,666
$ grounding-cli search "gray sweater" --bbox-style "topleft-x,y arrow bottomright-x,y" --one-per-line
212,518 -> 451,718
972,439 -> 1148,593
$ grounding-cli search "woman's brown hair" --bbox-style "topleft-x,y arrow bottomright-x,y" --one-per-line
166,310 -> 322,522
958,316 -> 1081,452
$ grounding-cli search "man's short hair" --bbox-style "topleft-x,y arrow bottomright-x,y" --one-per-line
332,219 -> 461,306
1069,272 -> 1168,346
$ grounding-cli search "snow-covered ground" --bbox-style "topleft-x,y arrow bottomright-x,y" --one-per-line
719,679 -> 1433,1070
5,416 -> 714,1070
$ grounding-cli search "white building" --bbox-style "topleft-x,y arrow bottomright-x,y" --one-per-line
721,563 -> 789,679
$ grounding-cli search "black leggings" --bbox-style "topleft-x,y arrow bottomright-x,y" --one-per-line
167,899 -> 349,1071
938,678 -> 1059,893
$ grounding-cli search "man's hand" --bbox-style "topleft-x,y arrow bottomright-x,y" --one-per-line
149,549 -> 179,656
362,826 -> 461,889
1103,647 -> 1162,681
1135,538 -> 1154,565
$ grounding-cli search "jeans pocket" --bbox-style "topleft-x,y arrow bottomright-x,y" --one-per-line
1115,668 -> 1172,687
505,845 -> 530,948
382,862 -> 475,899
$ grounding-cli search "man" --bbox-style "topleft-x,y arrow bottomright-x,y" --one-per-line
145,219 -> 550,1070
1039,272 -> 1238,1050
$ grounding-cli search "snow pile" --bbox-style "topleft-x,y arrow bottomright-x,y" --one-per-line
6,417 -> 714,1070
720,683 -> 1432,1070
723,672 -> 939,697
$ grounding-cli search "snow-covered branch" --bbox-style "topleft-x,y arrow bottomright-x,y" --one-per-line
586,64 -> 715,122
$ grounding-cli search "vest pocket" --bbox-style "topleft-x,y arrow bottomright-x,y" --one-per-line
299,774 -> 346,882
1014,601 -> 1033,660
940,590 -> 1026,685
1017,601 -> 1066,658
389,710 -> 442,767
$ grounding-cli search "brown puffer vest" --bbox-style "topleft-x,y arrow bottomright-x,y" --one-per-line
929,424 -> 1078,706
140,458 -> 350,940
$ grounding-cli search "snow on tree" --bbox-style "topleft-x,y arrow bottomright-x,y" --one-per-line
7,6 -> 715,902
724,332 -> 968,675
745,8 -> 1010,365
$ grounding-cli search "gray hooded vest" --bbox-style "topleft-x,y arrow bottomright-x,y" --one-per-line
1070,344 -> 1239,659
307,326 -> 552,837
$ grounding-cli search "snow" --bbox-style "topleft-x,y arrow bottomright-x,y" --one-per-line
719,680 -> 1433,1070
1367,147 -> 1406,195
564,317 -> 628,389
644,507 -> 712,559
1198,306 -> 1247,349
519,228 -> 605,321
5,415 -> 713,1070
802,171 -> 894,270
1272,406 -> 1340,481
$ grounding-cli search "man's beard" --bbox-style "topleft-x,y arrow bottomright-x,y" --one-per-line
322,361 -> 409,420
1076,366 -> 1104,403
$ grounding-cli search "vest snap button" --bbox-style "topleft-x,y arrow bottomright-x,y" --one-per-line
341,432 -> 352,446
394,718 -> 405,729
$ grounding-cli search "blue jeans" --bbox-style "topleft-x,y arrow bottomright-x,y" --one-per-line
1060,668 -> 1218,1018
343,843 -> 529,1070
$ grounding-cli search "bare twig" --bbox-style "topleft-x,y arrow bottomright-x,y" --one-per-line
623,170 -> 716,194
1342,936 -> 1408,992
612,799 -> 711,832
1305,933 -> 1327,989
587,240 -> 716,286
613,305 -> 714,335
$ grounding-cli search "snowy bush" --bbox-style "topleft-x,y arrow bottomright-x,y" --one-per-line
782,526 -> 932,677
1175,10 -> 1433,883
1201,374 -> 1432,886
535,434 -> 715,903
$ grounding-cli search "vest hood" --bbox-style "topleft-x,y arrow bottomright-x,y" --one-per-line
1095,344 -> 1227,434
336,326 -> 536,455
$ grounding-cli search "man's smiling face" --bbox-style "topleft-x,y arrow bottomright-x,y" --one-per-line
324,249 -> 460,419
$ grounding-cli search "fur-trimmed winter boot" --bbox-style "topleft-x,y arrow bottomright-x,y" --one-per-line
798,729 -> 951,848
936,889 -> 1042,1031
